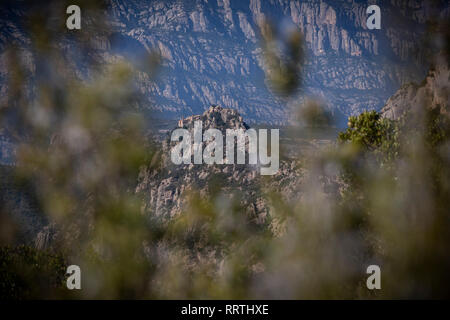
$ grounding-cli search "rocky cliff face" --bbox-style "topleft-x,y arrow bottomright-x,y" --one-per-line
177,105 -> 249,131
136,106 -> 339,221
381,55 -> 450,120
106,0 -> 449,125
137,106 -> 267,220
1,0 -> 448,131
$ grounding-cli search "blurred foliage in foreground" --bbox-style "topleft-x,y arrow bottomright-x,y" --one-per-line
0,245 -> 66,299
0,1 -> 449,299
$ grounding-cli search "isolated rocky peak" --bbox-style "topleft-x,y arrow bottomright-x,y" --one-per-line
137,106 -> 307,220
144,106 -> 255,185
177,105 -> 249,131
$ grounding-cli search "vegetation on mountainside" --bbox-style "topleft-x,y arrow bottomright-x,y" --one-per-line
338,111 -> 399,159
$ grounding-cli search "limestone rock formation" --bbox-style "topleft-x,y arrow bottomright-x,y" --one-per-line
381,56 -> 450,120
136,106 -> 338,222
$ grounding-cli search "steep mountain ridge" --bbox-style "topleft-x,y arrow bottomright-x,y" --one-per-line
1,0 -> 449,166
136,105 -> 338,220
107,0 -> 448,124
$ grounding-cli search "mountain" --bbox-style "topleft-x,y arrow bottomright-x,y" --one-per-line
136,105 -> 339,221
1,0 -> 449,128
106,0 -> 448,125
1,0 -> 449,166
0,164 -> 47,244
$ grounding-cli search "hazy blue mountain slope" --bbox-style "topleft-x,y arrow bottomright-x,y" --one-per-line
107,0 -> 448,125
1,0 -> 449,129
